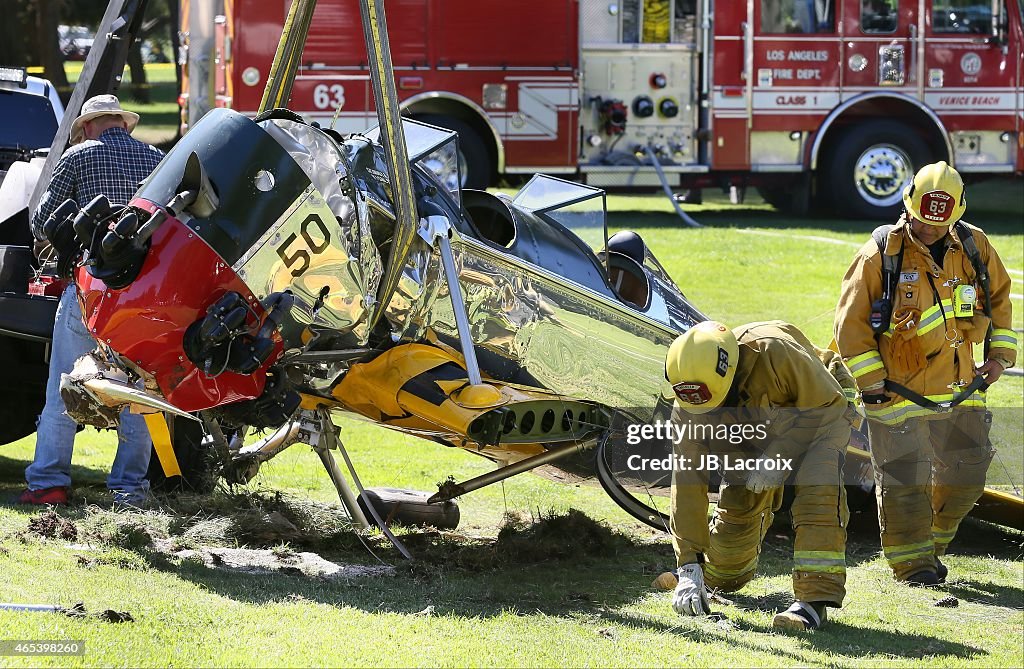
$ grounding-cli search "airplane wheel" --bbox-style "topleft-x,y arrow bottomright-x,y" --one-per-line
146,415 -> 219,493
358,487 -> 461,530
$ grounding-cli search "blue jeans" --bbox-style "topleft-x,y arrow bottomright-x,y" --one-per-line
25,285 -> 152,501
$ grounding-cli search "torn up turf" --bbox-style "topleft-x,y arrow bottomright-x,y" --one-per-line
27,509 -> 78,541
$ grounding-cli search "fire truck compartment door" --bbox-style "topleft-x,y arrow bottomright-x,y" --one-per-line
922,0 -> 1020,171
840,0 -> 920,94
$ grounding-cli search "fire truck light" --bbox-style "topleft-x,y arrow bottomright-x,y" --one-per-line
242,67 -> 261,87
789,131 -> 802,141
588,134 -> 603,148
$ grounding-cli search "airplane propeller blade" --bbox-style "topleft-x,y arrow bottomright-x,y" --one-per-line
82,378 -> 199,421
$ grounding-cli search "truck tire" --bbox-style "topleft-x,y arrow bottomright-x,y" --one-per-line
821,121 -> 932,220
0,390 -> 43,446
413,114 -> 493,190
757,180 -> 810,216
0,337 -> 46,446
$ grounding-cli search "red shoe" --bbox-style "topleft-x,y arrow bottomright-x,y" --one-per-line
17,487 -> 69,505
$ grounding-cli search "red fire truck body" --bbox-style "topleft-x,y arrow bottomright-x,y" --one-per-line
180,0 -> 1023,218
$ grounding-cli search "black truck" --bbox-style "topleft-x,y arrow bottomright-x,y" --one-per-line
0,66 -> 64,447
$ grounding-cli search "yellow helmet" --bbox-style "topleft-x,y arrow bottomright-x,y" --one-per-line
902,161 -> 966,226
665,321 -> 738,414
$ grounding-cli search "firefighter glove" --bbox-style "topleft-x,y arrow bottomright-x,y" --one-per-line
745,459 -> 789,494
888,307 -> 926,375
672,563 -> 711,616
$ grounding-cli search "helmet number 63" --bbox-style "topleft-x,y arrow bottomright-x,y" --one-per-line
313,84 -> 345,110
276,214 -> 332,277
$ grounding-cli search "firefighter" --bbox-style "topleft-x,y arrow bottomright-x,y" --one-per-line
834,161 -> 1016,586
667,320 -> 852,631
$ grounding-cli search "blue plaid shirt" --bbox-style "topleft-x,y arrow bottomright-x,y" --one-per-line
31,127 -> 164,240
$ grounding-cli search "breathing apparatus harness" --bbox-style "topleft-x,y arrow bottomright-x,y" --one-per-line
869,220 -> 993,410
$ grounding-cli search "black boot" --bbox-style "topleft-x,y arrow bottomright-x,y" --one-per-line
905,569 -> 940,587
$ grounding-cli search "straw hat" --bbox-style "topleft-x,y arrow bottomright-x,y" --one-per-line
70,94 -> 139,145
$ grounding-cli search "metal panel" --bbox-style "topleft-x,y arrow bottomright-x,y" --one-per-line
579,46 -> 698,166
952,130 -> 1016,170
750,130 -> 804,166
580,0 -> 621,43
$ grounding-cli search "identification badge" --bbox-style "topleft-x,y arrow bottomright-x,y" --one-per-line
953,284 -> 976,317
900,271 -> 919,283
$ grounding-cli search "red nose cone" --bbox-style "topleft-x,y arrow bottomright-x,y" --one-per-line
76,198 -> 282,412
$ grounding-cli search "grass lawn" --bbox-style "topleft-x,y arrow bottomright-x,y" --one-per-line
8,62 -> 1024,667
1,181 -> 1021,666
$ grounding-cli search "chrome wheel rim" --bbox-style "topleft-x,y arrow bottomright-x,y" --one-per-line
853,143 -> 913,208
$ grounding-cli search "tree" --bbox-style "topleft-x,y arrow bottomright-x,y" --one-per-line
34,0 -> 69,90
0,1 -> 30,66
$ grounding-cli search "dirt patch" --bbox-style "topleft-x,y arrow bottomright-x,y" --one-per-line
400,508 -> 636,572
96,609 -> 134,623
496,508 -> 626,562
27,509 -> 78,541
151,538 -> 394,580
165,490 -> 359,550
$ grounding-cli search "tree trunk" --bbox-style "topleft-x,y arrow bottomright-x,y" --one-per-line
127,42 -> 150,103
34,0 -> 69,91
0,1 -> 28,66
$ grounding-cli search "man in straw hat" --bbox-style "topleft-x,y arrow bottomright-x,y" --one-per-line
20,95 -> 164,507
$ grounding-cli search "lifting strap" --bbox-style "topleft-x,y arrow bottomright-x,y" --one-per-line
884,375 -> 989,411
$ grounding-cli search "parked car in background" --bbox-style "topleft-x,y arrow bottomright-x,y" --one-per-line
59,25 -> 95,61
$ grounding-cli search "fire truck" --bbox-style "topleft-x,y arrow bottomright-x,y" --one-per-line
179,0 -> 1024,219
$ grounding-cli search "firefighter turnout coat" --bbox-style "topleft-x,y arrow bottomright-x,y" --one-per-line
835,217 -> 1017,424
671,321 -> 852,606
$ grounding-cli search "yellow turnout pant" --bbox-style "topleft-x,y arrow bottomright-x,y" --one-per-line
868,408 -> 994,580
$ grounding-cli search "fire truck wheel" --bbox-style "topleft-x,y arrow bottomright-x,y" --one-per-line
823,121 -> 931,220
414,114 -> 493,189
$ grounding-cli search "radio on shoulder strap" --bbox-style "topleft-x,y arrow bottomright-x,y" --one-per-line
870,224 -> 901,335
